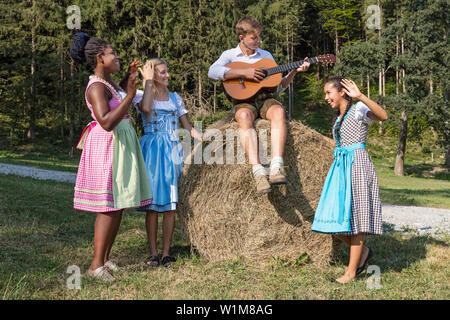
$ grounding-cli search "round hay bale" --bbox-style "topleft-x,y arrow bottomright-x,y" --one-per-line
178,118 -> 338,266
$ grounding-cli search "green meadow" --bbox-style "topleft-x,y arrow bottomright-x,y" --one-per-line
0,174 -> 448,300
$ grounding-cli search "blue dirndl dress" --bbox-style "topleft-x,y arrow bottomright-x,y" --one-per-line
311,105 -> 366,234
137,92 -> 184,212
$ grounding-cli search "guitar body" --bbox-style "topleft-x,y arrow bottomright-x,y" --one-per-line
222,59 -> 282,100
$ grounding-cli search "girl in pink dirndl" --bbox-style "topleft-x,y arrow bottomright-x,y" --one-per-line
70,33 -> 152,281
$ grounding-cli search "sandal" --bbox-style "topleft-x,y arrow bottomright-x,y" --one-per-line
87,266 -> 115,282
145,255 -> 160,267
104,260 -> 123,272
356,247 -> 373,276
161,256 -> 176,268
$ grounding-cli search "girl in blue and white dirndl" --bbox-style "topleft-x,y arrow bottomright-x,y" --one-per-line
136,92 -> 186,212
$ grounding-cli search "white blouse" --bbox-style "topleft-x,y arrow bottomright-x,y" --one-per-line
132,90 -> 189,118
354,101 -> 373,124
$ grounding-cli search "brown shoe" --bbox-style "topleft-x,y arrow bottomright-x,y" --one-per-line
269,167 -> 287,185
255,175 -> 271,195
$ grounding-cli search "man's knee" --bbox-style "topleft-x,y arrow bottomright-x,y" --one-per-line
235,108 -> 255,124
267,105 -> 286,121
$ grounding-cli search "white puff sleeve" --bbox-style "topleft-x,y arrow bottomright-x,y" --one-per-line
132,89 -> 144,113
354,101 -> 373,124
174,92 -> 189,118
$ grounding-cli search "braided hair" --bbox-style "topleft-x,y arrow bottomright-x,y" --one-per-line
69,32 -> 109,71
326,76 -> 353,144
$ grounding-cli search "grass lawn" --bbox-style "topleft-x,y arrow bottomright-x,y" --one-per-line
0,174 -> 448,300
366,134 -> 449,209
0,145 -> 80,173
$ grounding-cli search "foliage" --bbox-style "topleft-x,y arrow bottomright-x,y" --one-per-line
0,0 -> 448,169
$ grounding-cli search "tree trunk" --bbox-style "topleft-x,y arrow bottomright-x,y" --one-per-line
335,29 -> 339,55
60,42 -> 65,139
394,110 -> 408,176
378,67 -> 385,135
213,82 -> 216,114
69,60 -> 75,146
430,76 -> 433,94
27,0 -> 37,141
287,27 -> 293,120
396,36 -> 399,95
401,37 -> 406,94
379,69 -> 382,96
198,69 -> 202,109
446,146 -> 450,167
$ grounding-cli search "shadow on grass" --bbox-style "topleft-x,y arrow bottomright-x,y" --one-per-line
403,164 -> 449,181
379,187 -> 450,195
382,163 -> 449,181
379,187 -> 450,207
332,232 -> 449,274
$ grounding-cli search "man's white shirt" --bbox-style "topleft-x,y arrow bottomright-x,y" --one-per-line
208,44 -> 275,81
208,44 -> 287,93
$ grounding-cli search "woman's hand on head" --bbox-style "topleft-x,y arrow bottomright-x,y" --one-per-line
128,60 -> 142,74
341,78 -> 362,99
141,60 -> 154,83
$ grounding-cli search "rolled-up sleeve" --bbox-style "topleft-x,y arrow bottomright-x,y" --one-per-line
208,50 -> 231,81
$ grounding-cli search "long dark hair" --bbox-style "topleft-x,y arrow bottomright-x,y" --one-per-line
70,32 -> 109,71
326,76 -> 353,144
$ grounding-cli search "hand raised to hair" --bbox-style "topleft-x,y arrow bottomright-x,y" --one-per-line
128,60 -> 142,74
341,78 -> 362,99
141,60 -> 154,83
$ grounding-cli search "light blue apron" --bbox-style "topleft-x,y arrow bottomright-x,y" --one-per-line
311,105 -> 365,233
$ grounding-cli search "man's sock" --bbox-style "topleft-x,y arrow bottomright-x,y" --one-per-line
270,156 -> 284,174
252,164 -> 266,178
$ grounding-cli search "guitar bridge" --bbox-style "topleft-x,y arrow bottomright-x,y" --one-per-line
239,78 -> 246,89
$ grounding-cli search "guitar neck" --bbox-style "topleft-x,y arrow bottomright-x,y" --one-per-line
265,57 -> 319,77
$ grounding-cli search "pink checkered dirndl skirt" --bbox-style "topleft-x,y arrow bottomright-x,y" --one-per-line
73,121 -> 152,213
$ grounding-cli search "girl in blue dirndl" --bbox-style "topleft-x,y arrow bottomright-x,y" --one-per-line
135,58 -> 204,268
312,77 -> 388,284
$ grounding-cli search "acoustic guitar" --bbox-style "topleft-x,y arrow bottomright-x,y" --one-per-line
222,54 -> 336,100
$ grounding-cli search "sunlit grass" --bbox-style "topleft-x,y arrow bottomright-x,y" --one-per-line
0,174 -> 448,300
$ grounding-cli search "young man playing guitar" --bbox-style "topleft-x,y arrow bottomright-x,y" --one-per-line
208,16 -> 310,194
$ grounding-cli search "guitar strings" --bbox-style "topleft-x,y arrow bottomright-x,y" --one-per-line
265,57 -> 317,76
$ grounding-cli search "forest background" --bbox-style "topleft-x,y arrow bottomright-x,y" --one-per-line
0,0 -> 448,176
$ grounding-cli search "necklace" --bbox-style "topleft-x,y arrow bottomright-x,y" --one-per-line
89,74 -> 122,101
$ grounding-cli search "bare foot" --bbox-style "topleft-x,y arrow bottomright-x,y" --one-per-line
334,274 -> 355,284
89,262 -> 104,271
